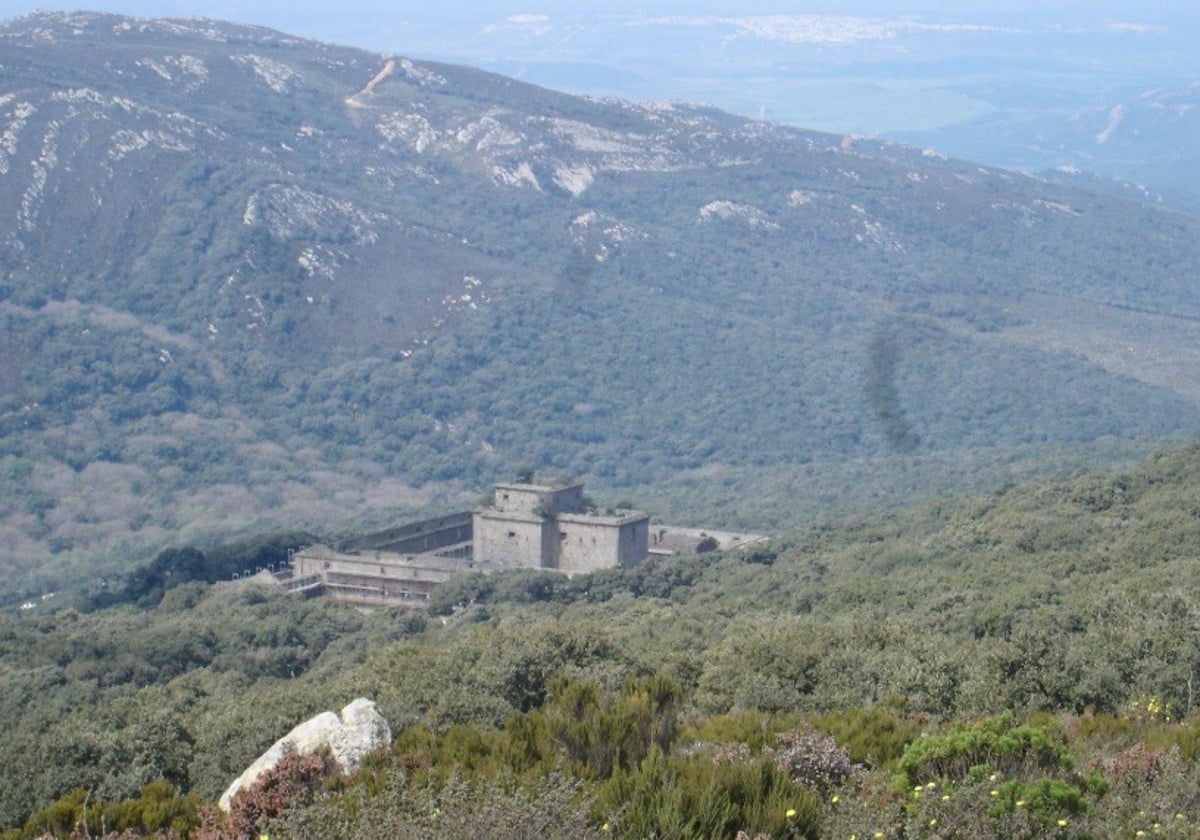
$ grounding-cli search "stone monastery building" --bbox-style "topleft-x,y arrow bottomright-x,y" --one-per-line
474,481 -> 649,574
286,478 -> 761,609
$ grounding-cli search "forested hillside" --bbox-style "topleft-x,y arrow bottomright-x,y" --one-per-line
5,447 -> 1200,837
5,11 -> 1200,839
3,12 -> 1200,601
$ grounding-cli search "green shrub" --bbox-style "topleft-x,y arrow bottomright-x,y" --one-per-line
595,749 -> 820,840
812,707 -> 924,770
684,709 -> 804,753
989,778 -> 1088,823
899,714 -> 1073,785
527,675 -> 680,780
11,781 -> 200,840
276,772 -> 602,840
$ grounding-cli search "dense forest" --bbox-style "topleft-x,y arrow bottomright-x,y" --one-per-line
5,13 -> 1200,606
6,446 -> 1200,837
6,14 -> 1200,838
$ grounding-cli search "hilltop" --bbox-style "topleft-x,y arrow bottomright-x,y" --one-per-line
2,12 -> 1200,598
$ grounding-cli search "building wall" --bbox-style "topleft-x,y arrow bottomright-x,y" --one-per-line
616,517 -> 651,567
492,483 -> 585,516
292,546 -> 331,580
291,545 -> 457,608
294,547 -> 451,583
323,571 -> 440,606
557,514 -> 650,574
476,481 -> 650,573
472,511 -> 554,568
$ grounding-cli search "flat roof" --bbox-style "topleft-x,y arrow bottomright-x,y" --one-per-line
557,510 -> 650,526
493,481 -> 584,493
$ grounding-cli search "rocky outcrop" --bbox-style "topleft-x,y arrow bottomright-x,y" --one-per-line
218,697 -> 391,811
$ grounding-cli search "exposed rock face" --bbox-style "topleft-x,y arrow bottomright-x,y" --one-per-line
218,697 -> 391,811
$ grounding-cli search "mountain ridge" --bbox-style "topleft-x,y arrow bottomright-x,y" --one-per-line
2,11 -> 1200,598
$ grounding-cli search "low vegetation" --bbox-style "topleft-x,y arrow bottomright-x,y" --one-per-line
5,447 -> 1200,836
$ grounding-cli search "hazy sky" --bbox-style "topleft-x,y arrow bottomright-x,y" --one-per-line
3,2 -> 1197,55
3,2 -> 1197,137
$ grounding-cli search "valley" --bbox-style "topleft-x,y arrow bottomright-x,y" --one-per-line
3,14 -> 1200,606
5,11 -> 1200,838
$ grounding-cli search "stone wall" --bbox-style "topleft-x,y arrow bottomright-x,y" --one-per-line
557,513 -> 649,574
474,482 -> 649,573
292,545 -> 462,607
472,509 -> 555,569
492,482 -> 585,516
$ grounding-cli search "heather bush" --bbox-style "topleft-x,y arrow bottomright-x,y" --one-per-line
1079,745 -> 1200,837
767,725 -> 859,791
216,748 -> 336,840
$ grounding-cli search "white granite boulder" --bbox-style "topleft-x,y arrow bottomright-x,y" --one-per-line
218,697 -> 391,811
